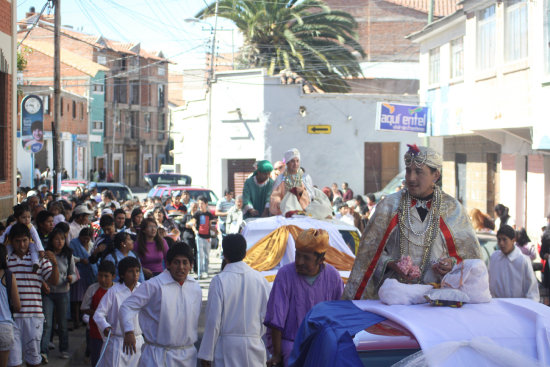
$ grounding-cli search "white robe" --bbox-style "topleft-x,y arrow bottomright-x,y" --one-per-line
119,270 -> 202,367
489,246 -> 540,302
197,261 -> 270,367
93,282 -> 143,367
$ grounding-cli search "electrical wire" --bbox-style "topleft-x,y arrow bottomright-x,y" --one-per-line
18,0 -> 50,49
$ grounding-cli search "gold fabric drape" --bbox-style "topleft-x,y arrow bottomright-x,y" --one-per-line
244,225 -> 355,272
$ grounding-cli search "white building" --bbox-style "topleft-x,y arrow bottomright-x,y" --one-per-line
408,0 -> 550,234
172,69 -> 422,198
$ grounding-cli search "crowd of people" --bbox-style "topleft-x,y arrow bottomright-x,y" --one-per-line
0,145 -> 548,367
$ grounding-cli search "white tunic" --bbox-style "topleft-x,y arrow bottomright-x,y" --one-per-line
119,270 -> 202,367
93,282 -> 143,367
489,247 -> 540,302
197,261 -> 270,366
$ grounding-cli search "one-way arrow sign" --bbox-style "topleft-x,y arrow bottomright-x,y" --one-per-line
307,125 -> 331,134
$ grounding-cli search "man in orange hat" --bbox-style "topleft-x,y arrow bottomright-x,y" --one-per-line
264,229 -> 343,367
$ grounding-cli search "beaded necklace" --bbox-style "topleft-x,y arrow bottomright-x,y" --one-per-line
397,185 -> 442,281
284,169 -> 303,191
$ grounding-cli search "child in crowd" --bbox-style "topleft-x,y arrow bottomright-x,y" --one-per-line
69,228 -> 97,330
103,232 -> 145,283
81,260 -> 115,367
40,228 -> 77,362
7,223 -> 58,367
0,204 -> 45,272
89,215 -> 116,264
48,201 -> 66,226
94,257 -> 143,367
489,224 -> 540,302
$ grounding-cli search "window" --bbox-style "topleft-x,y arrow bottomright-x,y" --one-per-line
60,97 -> 63,116
92,82 -> 104,94
97,55 -> 107,65
114,78 -> 127,104
145,113 -> 151,133
130,111 -> 139,139
158,113 -> 165,140
505,0 -> 528,61
42,95 -> 51,115
72,101 -> 76,119
158,84 -> 165,107
477,5 -> 496,70
130,81 -> 140,105
450,37 -> 464,79
81,103 -> 84,120
92,121 -> 104,131
429,47 -> 440,84
158,67 -> 166,76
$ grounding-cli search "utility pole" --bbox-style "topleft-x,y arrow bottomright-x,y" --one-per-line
52,0 -> 61,195
206,0 -> 219,187
428,0 -> 434,24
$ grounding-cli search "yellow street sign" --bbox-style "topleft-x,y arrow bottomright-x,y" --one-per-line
307,125 -> 331,134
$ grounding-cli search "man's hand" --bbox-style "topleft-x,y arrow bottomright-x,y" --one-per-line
42,281 -> 50,295
103,327 -> 111,338
432,258 -> 453,276
44,250 -> 57,266
200,360 -> 212,367
248,208 -> 259,217
80,258 -> 89,265
123,331 -> 136,355
93,244 -> 106,255
267,353 -> 282,367
66,275 -> 73,283
142,268 -> 153,279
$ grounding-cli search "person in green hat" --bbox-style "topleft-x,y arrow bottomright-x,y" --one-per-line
242,160 -> 274,219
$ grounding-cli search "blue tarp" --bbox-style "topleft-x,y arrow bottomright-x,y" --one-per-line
289,300 -> 386,367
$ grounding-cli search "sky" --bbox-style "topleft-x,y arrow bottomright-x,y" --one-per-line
16,0 -> 244,70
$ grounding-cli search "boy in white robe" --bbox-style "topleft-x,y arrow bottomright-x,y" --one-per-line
120,243 -> 202,367
489,225 -> 539,302
198,234 -> 270,367
94,257 -> 143,367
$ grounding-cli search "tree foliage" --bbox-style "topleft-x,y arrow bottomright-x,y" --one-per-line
196,0 -> 365,92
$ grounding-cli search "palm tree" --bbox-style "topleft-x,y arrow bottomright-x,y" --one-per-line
196,0 -> 365,93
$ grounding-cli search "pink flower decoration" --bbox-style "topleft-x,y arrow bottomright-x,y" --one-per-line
396,256 -> 421,280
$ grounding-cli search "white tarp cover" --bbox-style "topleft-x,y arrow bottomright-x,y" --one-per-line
353,298 -> 550,367
241,215 -> 356,272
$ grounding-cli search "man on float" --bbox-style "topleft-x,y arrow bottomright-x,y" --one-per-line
343,145 -> 481,300
270,149 -> 332,218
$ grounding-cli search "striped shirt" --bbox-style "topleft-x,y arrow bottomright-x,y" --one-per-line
216,197 -> 235,223
8,253 -> 53,318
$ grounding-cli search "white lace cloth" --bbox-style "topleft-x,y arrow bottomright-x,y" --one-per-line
352,299 -> 550,367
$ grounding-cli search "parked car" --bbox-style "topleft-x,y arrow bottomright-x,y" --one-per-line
147,186 -> 218,213
144,173 -> 192,187
59,180 -> 88,196
89,182 -> 135,202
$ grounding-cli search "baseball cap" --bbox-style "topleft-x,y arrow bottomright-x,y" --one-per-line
74,205 -> 93,216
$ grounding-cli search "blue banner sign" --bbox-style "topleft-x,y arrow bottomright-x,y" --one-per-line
21,94 -> 44,153
376,102 -> 428,133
